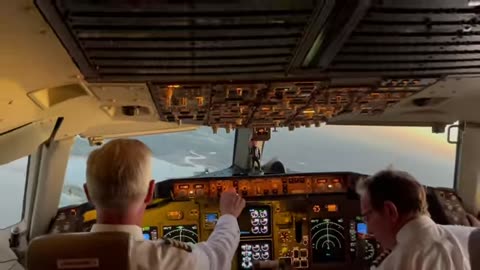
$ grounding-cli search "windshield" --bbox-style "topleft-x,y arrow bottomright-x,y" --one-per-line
262,125 -> 457,188
60,124 -> 456,207
60,127 -> 235,207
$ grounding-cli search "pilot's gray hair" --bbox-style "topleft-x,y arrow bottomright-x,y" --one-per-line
357,169 -> 429,216
86,138 -> 152,209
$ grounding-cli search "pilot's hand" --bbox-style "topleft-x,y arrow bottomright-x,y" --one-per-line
466,213 -> 480,227
220,187 -> 246,218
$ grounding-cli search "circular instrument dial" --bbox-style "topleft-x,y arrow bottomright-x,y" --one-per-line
163,225 -> 199,244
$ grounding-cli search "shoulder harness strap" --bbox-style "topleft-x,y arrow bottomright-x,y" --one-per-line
162,237 -> 193,253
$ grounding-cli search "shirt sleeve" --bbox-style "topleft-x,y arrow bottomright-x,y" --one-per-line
191,214 -> 240,270
380,242 -> 464,270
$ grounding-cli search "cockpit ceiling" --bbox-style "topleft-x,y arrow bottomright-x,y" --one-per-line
35,0 -> 480,83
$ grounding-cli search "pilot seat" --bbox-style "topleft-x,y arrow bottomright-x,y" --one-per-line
26,231 -> 132,270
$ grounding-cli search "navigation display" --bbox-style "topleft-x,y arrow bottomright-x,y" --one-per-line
311,218 -> 346,263
162,225 -> 199,244
238,205 -> 271,237
238,240 -> 273,270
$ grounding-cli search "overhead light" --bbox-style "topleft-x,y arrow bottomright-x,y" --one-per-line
468,0 -> 480,6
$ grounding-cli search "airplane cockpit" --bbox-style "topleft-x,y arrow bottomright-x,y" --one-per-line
1,0 -> 480,270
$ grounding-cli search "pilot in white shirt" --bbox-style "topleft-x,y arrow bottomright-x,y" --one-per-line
357,169 -> 474,270
83,139 -> 246,270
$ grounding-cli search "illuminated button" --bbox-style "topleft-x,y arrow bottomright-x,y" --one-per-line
300,249 -> 308,258
167,211 -> 184,220
293,249 -> 299,258
302,236 -> 308,245
327,204 -> 338,212
312,205 -> 321,213
327,184 -> 333,189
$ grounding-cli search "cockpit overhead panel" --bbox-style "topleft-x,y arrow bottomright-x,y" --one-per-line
148,78 -> 439,131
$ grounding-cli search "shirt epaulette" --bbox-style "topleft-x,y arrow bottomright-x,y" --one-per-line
371,249 -> 392,268
162,237 -> 193,253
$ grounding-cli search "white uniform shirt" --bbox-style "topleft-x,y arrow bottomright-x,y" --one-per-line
91,214 -> 240,270
373,216 -> 475,270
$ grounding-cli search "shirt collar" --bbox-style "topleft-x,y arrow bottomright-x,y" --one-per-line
91,224 -> 144,241
396,215 -> 436,244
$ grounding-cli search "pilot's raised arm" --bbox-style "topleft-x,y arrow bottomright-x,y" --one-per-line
83,139 -> 245,270
191,188 -> 245,270
356,170 -> 474,270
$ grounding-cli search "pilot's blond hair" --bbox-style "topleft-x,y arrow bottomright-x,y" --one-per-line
86,138 -> 152,209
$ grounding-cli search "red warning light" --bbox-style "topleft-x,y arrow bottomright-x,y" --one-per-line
313,205 -> 321,213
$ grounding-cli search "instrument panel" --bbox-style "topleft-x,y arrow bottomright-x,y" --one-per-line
170,175 -> 348,201
51,172 -> 380,270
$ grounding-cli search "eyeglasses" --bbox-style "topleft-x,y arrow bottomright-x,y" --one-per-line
361,209 -> 374,221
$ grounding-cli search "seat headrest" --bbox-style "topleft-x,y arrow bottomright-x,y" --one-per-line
26,232 -> 132,270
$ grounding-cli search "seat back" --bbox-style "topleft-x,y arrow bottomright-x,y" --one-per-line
470,229 -> 480,270
26,232 -> 132,270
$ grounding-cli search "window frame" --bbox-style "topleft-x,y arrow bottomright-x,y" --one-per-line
0,155 -> 31,230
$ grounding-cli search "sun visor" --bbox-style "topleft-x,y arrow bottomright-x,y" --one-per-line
0,119 -> 56,165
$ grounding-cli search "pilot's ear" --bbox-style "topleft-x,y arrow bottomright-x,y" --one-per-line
83,183 -> 92,203
383,201 -> 399,222
144,180 -> 155,204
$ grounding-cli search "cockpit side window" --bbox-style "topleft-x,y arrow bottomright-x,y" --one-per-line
0,156 -> 29,229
